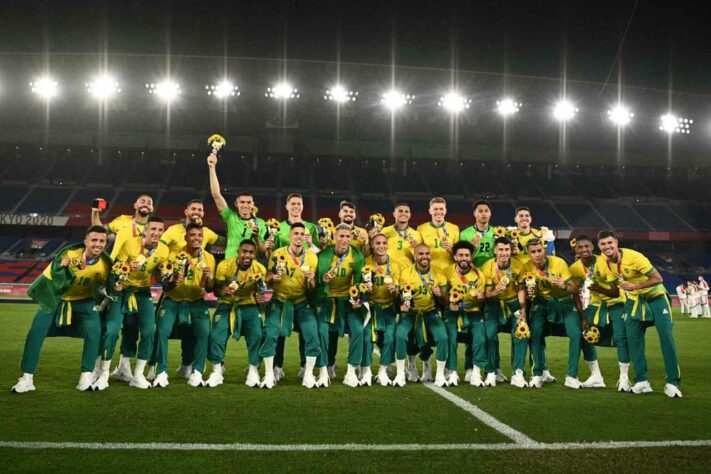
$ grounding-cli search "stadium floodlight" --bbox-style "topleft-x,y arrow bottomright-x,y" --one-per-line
553,100 -> 578,121
325,85 -> 357,103
438,92 -> 470,113
86,75 -> 121,100
30,77 -> 59,99
146,81 -> 181,102
381,90 -> 413,110
206,81 -> 239,99
266,82 -> 299,100
496,98 -> 521,116
607,104 -> 633,126
659,114 -> 692,134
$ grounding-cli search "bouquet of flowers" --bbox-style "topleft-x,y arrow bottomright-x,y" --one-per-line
266,218 -> 280,242
401,284 -> 414,310
361,266 -> 373,284
207,134 -> 226,155
369,213 -> 385,233
112,261 -> 131,282
514,321 -> 531,340
348,285 -> 361,305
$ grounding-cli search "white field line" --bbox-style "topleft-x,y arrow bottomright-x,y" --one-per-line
0,440 -> 710,451
424,383 -> 538,446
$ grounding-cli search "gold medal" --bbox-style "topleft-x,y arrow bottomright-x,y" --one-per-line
228,281 -> 239,291
383,275 -> 394,285
300,264 -> 310,273
196,261 -> 207,271
134,254 -> 146,266
468,288 -> 478,297
69,257 -> 81,267
500,276 -> 509,286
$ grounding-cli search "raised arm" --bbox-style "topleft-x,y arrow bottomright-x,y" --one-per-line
207,154 -> 228,213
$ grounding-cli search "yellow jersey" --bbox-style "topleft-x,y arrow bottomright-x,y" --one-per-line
520,256 -> 573,300
165,250 -> 216,301
107,215 -> 147,259
445,265 -> 486,312
364,255 -> 404,307
215,258 -> 267,306
115,239 -> 170,288
399,266 -> 447,313
600,248 -> 665,300
481,258 -> 526,302
326,248 -> 356,298
160,223 -> 220,255
381,225 -> 422,268
516,228 -> 544,256
269,246 -> 318,303
416,221 -> 460,275
569,255 -> 624,306
42,247 -> 111,301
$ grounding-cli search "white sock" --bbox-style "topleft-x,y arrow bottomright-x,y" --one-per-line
263,356 -> 274,377
587,360 -> 601,377
378,365 -> 389,376
396,359 -> 406,376
304,356 -> 316,375
619,362 -> 629,378
118,355 -> 130,368
248,364 -> 258,374
21,373 -> 33,382
346,364 -> 356,375
436,360 -> 446,377
319,366 -> 328,377
100,360 -> 111,373
472,366 -> 482,378
134,359 -> 147,376
212,363 -> 222,375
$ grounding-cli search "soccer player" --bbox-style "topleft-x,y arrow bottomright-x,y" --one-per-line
92,194 -> 154,259
513,207 -> 554,262
160,199 -> 225,254
597,230 -> 682,397
569,235 -> 627,390
338,200 -> 369,255
94,216 -> 170,391
676,282 -> 688,316
393,243 -> 449,388
363,233 -> 404,386
459,200 -> 496,269
417,197 -> 460,275
699,276 -> 710,318
316,224 -> 367,387
271,193 -> 320,381
520,239 -> 599,389
207,154 -> 266,256
481,237 -> 529,388
205,240 -> 266,388
12,226 -> 115,393
152,224 -> 215,388
444,241 -> 485,386
381,202 -> 423,268
259,223 -> 320,388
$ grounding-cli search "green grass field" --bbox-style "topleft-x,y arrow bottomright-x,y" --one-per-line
1,302 -> 710,472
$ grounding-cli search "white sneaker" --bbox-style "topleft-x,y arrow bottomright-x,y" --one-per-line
495,369 -> 508,383
510,369 -> 528,388
90,357 -> 102,383
617,375 -> 632,392
177,364 -> 192,380
434,372 -> 448,387
205,370 -> 224,388
529,375 -> 543,388
111,359 -> 133,382
92,371 -> 110,391
406,359 -> 419,382
582,374 -> 606,388
631,381 -> 653,394
542,370 -> 556,383
470,368 -> 484,387
316,367 -> 330,388
11,374 -> 35,394
663,383 -> 683,398
359,367 -> 373,387
153,371 -> 169,388
302,372 -> 317,389
245,366 -> 260,388
297,366 -> 305,379
343,365 -> 360,388
274,367 -> 285,382
564,376 -> 582,389
446,371 -> 460,386
420,360 -> 433,383
129,373 -> 151,389
327,365 -> 337,379
393,372 -> 406,387
146,365 -> 157,382
464,368 -> 472,383
187,371 -> 205,387
484,372 -> 497,387
376,367 -> 392,386
260,373 -> 276,389
76,372 -> 94,391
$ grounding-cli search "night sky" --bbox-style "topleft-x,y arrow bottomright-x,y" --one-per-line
2,0 -> 709,95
